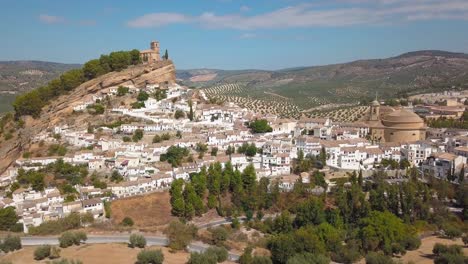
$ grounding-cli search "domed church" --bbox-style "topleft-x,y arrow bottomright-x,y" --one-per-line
366,99 -> 427,143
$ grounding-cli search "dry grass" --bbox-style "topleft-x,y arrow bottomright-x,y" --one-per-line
396,236 -> 468,264
1,244 -> 190,264
110,192 -> 175,232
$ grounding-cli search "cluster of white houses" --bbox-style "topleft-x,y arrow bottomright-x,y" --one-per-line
1,84 -> 467,233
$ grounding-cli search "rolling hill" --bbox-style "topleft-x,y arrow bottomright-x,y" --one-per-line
177,50 -> 468,110
0,60 -> 80,112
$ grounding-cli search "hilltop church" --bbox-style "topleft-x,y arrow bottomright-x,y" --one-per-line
140,41 -> 161,63
366,99 -> 427,143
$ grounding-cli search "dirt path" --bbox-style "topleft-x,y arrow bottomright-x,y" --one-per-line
263,91 -> 290,100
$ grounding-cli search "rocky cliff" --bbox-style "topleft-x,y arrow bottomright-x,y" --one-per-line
0,60 -> 176,173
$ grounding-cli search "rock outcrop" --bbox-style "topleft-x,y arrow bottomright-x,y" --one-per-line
0,60 -> 176,173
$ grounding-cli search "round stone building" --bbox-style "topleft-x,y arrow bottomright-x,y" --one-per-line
367,100 -> 427,143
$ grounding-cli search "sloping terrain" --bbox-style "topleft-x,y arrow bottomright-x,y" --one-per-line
0,61 -> 80,113
0,60 -> 80,93
178,50 -> 468,110
0,60 -> 176,173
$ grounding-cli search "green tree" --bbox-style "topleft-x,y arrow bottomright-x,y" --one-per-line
121,217 -> 134,227
188,100 -> 194,121
359,211 -> 419,255
0,235 -> 21,253
58,231 -> 87,248
117,86 -> 129,96
132,129 -> 144,142
129,234 -> 147,248
204,246 -> 228,262
293,198 -> 325,227
164,220 -> 197,251
163,49 -> 169,60
170,179 -> 186,217
187,252 -> 217,264
137,249 -> 164,264
34,245 -> 52,260
160,146 -> 190,167
111,170 -> 124,182
287,253 -> 329,264
174,109 -> 185,119
13,90 -> 44,118
130,49 -> 142,65
82,59 -> 105,79
249,119 -> 272,133
239,246 -> 253,264
211,147 -> 218,156
0,207 -> 19,231
108,51 -> 132,71
60,69 -> 85,91
272,211 -> 293,234
365,252 -> 395,264
137,91 -> 149,101
209,226 -> 228,246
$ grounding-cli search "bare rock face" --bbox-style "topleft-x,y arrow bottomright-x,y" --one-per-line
0,61 -> 176,173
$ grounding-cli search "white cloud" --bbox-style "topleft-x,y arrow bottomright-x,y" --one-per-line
126,1 -> 468,29
38,14 -> 66,24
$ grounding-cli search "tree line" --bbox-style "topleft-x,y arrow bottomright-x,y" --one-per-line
13,50 -> 141,118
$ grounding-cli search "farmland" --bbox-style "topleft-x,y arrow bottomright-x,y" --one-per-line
202,83 -> 370,121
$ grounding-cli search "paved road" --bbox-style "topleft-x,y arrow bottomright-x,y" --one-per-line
21,235 -> 240,261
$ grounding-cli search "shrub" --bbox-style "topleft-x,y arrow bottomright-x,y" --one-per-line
205,246 -> 228,262
187,251 -> 217,264
432,243 -> 462,256
59,231 -> 87,248
231,217 -> 240,229
29,213 -> 91,235
442,223 -> 462,239
121,217 -> 134,227
0,235 -> 21,253
365,252 -> 394,264
129,234 -> 146,248
34,245 -> 51,260
210,227 -> 228,246
164,220 -> 197,250
174,110 -> 185,119
50,246 -> 61,259
136,249 -> 164,264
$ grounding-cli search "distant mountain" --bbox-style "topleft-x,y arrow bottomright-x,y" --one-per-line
177,50 -> 468,108
0,60 -> 80,94
0,60 -> 80,113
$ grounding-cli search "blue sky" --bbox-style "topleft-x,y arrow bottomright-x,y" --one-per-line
1,0 -> 468,70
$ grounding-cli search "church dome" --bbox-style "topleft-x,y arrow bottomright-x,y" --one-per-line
371,100 -> 380,106
381,109 -> 425,129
